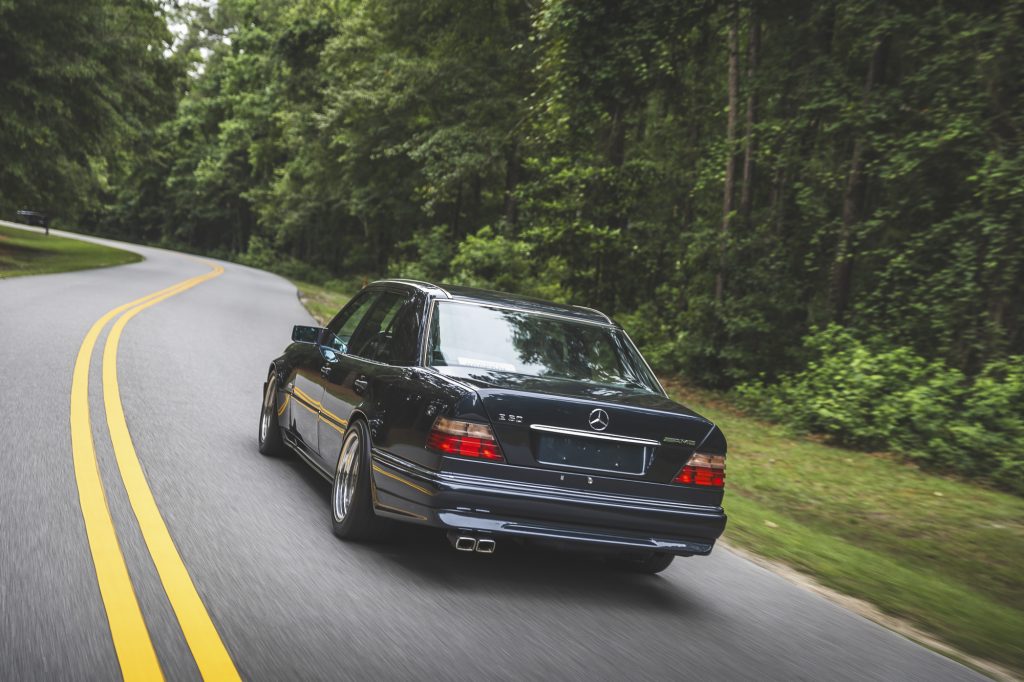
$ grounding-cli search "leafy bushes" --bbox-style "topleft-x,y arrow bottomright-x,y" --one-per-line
237,234 -> 331,283
614,295 -> 689,374
737,325 -> 1024,494
391,225 -> 568,302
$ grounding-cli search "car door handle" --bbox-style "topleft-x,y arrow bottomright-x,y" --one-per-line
353,376 -> 369,394
320,364 -> 332,377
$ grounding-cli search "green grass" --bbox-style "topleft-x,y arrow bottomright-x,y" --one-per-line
0,225 -> 141,278
663,379 -> 1024,674
292,279 -> 357,324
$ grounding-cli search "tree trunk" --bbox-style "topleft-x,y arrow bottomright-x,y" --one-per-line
607,102 -> 626,169
451,182 -> 463,241
472,173 -> 482,230
771,164 -> 787,234
608,102 -> 628,231
832,36 -> 888,323
739,1 -> 760,228
504,144 -> 520,228
716,0 -> 740,304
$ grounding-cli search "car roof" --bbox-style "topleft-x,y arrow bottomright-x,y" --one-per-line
373,279 -> 614,325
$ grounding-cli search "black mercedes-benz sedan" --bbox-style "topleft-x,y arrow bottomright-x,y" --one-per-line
259,279 -> 727,573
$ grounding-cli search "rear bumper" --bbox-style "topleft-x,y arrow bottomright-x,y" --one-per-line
370,450 -> 727,556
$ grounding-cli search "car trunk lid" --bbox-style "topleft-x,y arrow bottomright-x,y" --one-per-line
439,368 -> 716,484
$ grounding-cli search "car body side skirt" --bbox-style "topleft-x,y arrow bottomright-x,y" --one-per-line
282,430 -> 332,482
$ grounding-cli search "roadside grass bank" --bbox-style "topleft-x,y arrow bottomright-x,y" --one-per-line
286,279 -> 1023,674
292,278 -> 360,324
0,224 -> 141,278
662,379 -> 1024,675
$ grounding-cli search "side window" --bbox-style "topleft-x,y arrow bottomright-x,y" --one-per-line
326,291 -> 380,351
348,291 -> 408,360
381,300 -> 422,366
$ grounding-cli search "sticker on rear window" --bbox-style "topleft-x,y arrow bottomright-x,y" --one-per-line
457,357 -> 516,372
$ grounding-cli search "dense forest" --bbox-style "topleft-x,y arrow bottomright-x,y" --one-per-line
1,0 -> 1021,490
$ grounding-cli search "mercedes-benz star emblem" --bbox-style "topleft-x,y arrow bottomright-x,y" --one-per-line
588,408 -> 609,431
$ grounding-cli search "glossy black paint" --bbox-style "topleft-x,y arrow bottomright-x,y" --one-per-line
267,279 -> 727,556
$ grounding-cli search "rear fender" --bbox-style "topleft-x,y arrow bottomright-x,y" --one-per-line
696,425 -> 727,456
450,390 -> 489,424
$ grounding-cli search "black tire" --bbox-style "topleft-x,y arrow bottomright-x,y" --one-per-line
330,419 -> 384,540
258,373 -> 286,457
610,552 -> 675,574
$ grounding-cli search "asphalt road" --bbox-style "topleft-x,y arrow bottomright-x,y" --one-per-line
0,226 -> 987,681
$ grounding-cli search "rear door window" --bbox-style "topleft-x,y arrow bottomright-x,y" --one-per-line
326,290 -> 380,352
379,300 -> 422,366
347,291 -> 409,361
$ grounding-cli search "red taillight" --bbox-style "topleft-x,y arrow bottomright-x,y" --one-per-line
427,417 -> 504,462
673,453 -> 725,488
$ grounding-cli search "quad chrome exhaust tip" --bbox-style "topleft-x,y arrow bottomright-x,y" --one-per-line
448,531 -> 496,554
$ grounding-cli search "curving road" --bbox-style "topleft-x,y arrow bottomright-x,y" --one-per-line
0,226 -> 986,681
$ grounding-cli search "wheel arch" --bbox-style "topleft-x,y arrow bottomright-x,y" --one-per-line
347,409 -> 372,440
268,359 -> 287,384
340,411 -> 378,508
265,361 -> 290,430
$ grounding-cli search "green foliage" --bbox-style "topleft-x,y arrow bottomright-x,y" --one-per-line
81,0 -> 1023,395
448,226 -> 567,301
448,227 -> 532,292
7,0 -> 1022,490
614,292 -> 690,373
236,235 -> 279,272
389,223 -> 569,300
388,225 -> 457,283
236,234 -> 330,283
738,326 -> 1024,493
0,0 -> 179,223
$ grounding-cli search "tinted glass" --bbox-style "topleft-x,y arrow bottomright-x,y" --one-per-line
381,300 -> 422,366
348,291 -> 408,360
326,290 -> 379,351
428,302 -> 660,391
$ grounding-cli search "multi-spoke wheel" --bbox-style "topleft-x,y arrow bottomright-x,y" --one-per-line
330,420 -> 384,540
332,428 -> 361,523
258,372 -> 285,456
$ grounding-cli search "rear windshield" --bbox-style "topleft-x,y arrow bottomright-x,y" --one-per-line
427,301 -> 661,393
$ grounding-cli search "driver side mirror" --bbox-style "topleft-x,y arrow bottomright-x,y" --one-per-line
292,325 -> 324,344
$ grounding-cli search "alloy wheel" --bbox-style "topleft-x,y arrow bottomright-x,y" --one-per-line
333,431 -> 361,522
259,376 -> 275,444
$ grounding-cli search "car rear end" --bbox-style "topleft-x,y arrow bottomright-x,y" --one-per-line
418,397 -> 727,556
373,295 -> 728,556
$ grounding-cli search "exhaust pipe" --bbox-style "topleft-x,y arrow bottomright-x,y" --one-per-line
448,531 -> 477,552
446,531 -> 497,553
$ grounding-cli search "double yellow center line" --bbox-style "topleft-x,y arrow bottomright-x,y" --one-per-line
69,263 -> 241,681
